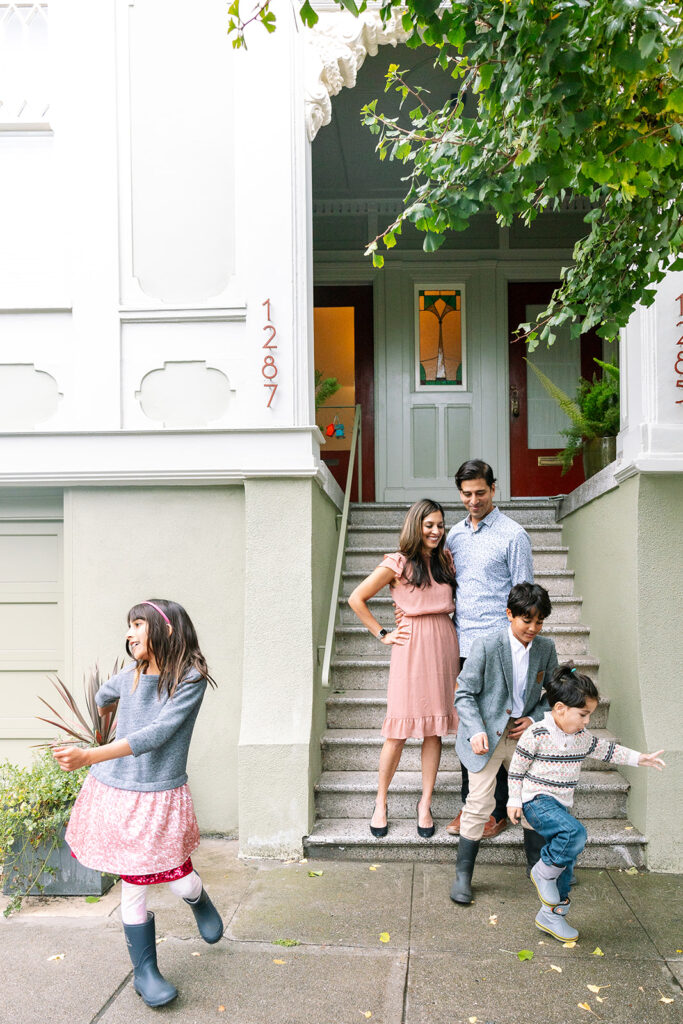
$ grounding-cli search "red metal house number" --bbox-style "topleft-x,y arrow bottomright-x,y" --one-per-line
262,298 -> 278,408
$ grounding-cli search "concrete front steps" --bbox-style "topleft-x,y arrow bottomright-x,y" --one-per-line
304,500 -> 646,867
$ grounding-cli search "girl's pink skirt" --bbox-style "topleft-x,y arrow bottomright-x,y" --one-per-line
65,774 -> 200,877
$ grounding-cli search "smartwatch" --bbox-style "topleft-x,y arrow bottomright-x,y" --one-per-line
377,628 -> 388,639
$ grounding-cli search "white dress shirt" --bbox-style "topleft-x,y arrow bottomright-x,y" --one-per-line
507,625 -> 532,717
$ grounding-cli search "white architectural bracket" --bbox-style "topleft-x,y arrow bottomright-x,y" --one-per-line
304,9 -> 410,142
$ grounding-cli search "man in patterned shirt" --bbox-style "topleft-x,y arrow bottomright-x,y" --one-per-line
445,459 -> 534,838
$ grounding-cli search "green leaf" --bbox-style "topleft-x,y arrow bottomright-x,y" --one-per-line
307,870 -> 323,877
517,949 -> 534,961
298,0 -> 318,29
665,87 -> 683,113
272,938 -> 300,946
475,64 -> 494,93
85,896 -> 100,904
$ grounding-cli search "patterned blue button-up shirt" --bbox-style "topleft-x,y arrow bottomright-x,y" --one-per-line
445,506 -> 534,656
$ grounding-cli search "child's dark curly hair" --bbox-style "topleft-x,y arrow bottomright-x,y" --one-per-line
545,663 -> 599,708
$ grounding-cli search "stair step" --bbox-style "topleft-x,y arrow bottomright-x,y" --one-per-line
347,523 -> 564,548
349,501 -> 559,527
344,546 -> 569,573
328,655 -> 601,689
338,594 -> 583,625
320,728 -> 619,772
341,568 -> 577,597
325,691 -> 610,730
334,623 -> 590,658
315,769 -> 627,820
303,817 -> 646,866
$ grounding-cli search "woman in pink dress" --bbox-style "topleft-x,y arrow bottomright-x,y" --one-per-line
348,499 -> 459,838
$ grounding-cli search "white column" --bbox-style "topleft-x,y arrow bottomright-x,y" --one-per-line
617,270 -> 683,477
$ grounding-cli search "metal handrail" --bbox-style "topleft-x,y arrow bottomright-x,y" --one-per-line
320,403 -> 362,687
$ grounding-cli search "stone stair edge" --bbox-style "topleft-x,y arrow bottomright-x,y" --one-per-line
304,818 -> 646,846
315,768 -> 628,792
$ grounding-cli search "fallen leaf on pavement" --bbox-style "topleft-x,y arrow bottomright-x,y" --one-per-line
272,959 -> 286,965
592,947 -> 605,956
155,937 -> 167,944
578,1003 -> 592,1012
84,896 -> 100,903
218,1007 -> 225,1013
488,914 -> 498,926
659,991 -> 674,1004
361,1013 -> 372,1019
379,932 -> 390,943
624,866 -> 639,875
192,951 -> 201,957
587,985 -> 610,994
273,939 -> 300,947
596,997 -> 604,1003
308,870 -> 323,877
549,964 -> 562,973
623,826 -> 634,831
47,954 -> 65,961
563,940 -> 577,948
300,858 -> 308,864
468,1017 -> 478,1023
517,949 -> 534,961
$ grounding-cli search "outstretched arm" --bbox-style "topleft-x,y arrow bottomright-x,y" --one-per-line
53,738 -> 133,772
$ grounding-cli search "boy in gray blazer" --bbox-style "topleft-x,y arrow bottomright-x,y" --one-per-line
450,582 -> 558,905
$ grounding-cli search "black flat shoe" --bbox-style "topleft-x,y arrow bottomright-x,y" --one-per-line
370,804 -> 388,838
416,799 -> 435,838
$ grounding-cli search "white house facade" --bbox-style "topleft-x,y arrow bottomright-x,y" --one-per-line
0,1 -> 680,869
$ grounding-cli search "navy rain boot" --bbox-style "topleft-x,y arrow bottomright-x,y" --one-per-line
124,912 -> 178,1007
184,887 -> 224,944
450,837 -> 481,905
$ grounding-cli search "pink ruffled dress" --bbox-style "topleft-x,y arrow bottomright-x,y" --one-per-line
380,552 -> 460,739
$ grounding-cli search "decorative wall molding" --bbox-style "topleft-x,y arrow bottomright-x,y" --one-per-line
312,196 -> 593,216
304,9 -> 409,142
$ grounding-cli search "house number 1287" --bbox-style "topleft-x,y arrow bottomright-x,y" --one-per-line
262,298 -> 278,408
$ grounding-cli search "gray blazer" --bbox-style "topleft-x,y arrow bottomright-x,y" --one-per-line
454,629 -> 558,773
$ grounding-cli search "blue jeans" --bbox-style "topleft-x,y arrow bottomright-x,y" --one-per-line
523,795 -> 587,901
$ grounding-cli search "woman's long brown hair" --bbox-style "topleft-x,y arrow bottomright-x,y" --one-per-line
127,599 -> 216,698
397,499 -> 455,589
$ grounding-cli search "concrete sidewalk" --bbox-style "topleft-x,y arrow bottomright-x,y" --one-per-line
1,840 -> 680,1024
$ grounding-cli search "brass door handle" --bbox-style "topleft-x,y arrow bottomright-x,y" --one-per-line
510,386 -> 520,417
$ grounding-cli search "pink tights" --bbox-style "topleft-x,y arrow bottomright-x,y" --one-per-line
120,870 -> 203,925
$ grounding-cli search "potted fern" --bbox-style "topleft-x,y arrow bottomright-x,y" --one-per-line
0,663 -> 121,915
525,358 -> 620,479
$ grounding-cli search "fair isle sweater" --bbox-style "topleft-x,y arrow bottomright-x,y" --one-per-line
507,712 -> 641,810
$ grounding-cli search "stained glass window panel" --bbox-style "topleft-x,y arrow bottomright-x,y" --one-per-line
417,289 -> 464,388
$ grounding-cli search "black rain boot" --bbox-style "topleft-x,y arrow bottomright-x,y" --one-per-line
450,837 -> 480,905
124,912 -> 178,1007
184,887 -> 224,944
523,828 -> 546,878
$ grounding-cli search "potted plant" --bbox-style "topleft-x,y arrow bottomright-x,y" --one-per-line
0,663 -> 121,915
525,357 -> 620,479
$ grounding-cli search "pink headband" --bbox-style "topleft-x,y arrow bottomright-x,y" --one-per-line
141,601 -> 171,626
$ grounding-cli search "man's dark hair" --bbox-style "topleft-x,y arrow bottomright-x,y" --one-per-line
455,459 -> 496,490
507,581 -> 552,619
545,664 -> 599,708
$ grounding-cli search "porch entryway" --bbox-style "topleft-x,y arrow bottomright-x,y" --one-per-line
305,500 -> 645,867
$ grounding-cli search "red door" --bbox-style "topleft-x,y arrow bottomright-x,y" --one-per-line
509,282 -> 602,497
314,286 -> 375,502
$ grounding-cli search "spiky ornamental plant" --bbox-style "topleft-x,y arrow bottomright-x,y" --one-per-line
35,661 -> 124,748
525,358 -> 619,474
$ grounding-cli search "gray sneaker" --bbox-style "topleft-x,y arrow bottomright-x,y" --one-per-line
535,904 -> 579,942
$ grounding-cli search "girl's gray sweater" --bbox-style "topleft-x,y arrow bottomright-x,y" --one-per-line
90,665 -> 207,793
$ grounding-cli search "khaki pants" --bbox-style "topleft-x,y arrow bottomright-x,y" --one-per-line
459,723 -> 518,841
